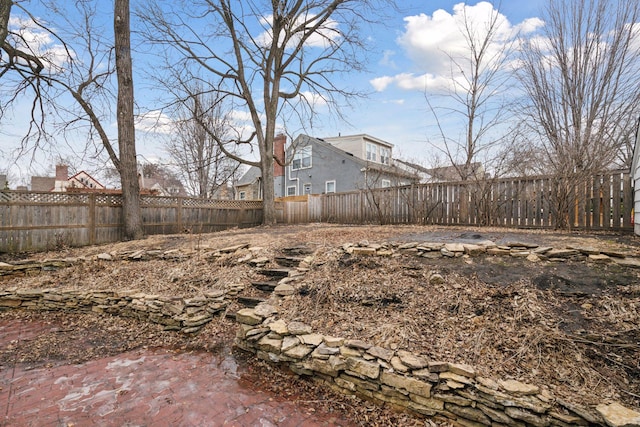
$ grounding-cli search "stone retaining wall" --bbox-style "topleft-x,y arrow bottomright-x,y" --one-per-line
0,286 -> 242,334
1,283 -> 639,426
234,307 -> 639,427
2,238 -> 640,426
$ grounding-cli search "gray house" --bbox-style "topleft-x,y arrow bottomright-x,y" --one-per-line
235,133 -> 419,200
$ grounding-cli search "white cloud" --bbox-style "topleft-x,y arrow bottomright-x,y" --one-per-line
135,110 -> 173,134
370,73 -> 451,92
8,16 -> 74,72
256,14 -> 340,50
374,2 -> 541,93
298,91 -> 328,108
229,110 -> 255,123
380,50 -> 397,68
516,17 -> 545,34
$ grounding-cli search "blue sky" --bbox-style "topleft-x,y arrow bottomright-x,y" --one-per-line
1,0 -> 549,187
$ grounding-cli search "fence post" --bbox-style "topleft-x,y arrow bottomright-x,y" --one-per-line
88,193 -> 96,245
177,197 -> 183,232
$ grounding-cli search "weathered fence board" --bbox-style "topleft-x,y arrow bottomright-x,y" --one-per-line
279,171 -> 633,231
0,192 -> 263,252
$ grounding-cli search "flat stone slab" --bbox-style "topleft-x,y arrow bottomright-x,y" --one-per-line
219,243 -> 250,253
504,242 -> 539,249
596,402 -> 640,427
614,258 -> 640,269
444,243 -> 465,253
258,269 -> 292,278
545,249 -> 580,258
251,281 -> 278,292
588,254 -> 611,263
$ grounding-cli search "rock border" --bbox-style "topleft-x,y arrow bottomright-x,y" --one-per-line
1,239 -> 639,426
0,286 -> 239,334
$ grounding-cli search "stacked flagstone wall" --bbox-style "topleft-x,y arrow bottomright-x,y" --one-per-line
0,287 -> 239,334
1,239 -> 640,426
235,306 -> 639,427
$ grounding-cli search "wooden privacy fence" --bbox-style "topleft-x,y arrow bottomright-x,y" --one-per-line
0,191 -> 263,252
275,195 -> 322,224
278,171 -> 634,231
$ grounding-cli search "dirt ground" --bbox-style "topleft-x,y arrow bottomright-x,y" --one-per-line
1,224 -> 639,424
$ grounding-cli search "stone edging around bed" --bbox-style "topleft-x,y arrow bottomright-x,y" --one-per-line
1,284 -> 638,426
1,238 -> 640,426
234,304 -> 640,427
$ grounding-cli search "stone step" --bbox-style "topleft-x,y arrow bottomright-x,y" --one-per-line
257,268 -> 291,278
219,243 -> 250,254
274,256 -> 304,268
251,281 -> 278,292
281,246 -> 314,255
237,296 -> 266,308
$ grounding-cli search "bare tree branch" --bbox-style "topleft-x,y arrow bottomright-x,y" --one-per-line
139,0 -> 393,224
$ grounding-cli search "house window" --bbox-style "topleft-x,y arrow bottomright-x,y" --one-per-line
325,180 -> 336,193
303,183 -> 312,194
287,185 -> 297,196
380,147 -> 390,165
366,143 -> 377,162
239,191 -> 246,200
292,146 -> 312,170
381,179 -> 391,188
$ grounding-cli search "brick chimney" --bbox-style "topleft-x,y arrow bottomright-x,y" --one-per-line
55,164 -> 69,181
273,133 -> 286,177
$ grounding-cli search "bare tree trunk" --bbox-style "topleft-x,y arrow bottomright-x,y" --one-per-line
114,0 -> 143,240
261,135 -> 277,225
0,0 -> 10,45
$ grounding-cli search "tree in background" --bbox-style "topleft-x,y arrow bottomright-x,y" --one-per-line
516,0 -> 640,228
425,2 -> 516,181
141,0 -> 394,224
138,162 -> 185,195
0,1 -> 143,239
423,2 -> 518,225
163,82 -> 241,199
1,0 -> 44,77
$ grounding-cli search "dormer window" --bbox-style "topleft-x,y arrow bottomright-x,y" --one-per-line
366,142 -> 377,162
380,147 -> 390,165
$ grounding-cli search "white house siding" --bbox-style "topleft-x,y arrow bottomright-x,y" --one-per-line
635,171 -> 640,235
633,119 -> 640,235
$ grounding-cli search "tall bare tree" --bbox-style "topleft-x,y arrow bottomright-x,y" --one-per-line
163,82 -> 241,198
114,0 -> 142,239
516,0 -> 640,228
425,2 -> 515,181
1,0 -> 45,77
1,1 -> 143,239
422,3 -> 517,225
517,0 -> 640,176
141,0 -> 392,224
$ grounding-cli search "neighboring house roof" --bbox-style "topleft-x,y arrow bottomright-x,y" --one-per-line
31,176 -> 56,191
67,171 -> 105,190
297,135 -> 416,180
235,134 -> 419,191
140,176 -> 188,196
235,165 -> 262,187
31,167 -> 106,192
395,161 -> 485,182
